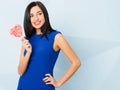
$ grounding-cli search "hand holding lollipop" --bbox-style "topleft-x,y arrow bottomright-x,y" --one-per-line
10,24 -> 32,53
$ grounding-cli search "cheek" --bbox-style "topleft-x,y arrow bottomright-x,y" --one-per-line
42,19 -> 45,24
30,18 -> 34,23
30,19 -> 35,26
40,15 -> 45,21
42,16 -> 45,23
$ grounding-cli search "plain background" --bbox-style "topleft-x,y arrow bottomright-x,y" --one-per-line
0,0 -> 120,90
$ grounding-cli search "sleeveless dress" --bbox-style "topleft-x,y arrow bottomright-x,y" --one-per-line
17,31 -> 61,90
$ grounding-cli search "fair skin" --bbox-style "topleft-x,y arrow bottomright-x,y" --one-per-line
18,5 -> 81,88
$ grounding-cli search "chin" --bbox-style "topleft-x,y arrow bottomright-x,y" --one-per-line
33,25 -> 42,29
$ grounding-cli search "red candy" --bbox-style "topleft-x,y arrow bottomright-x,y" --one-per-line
10,24 -> 22,37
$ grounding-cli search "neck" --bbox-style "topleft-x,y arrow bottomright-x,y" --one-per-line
36,28 -> 42,34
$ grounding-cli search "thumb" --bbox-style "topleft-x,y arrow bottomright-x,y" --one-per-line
20,36 -> 25,42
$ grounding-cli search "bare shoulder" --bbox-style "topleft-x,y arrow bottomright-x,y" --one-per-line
55,33 -> 63,38
55,33 -> 68,45
54,33 -> 71,50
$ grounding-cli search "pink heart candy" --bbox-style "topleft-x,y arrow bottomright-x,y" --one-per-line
10,24 -> 22,37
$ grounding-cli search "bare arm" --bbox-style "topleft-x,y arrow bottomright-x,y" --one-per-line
43,34 -> 81,87
18,39 -> 32,76
55,34 -> 81,87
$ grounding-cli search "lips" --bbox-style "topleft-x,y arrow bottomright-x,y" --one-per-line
33,21 -> 41,26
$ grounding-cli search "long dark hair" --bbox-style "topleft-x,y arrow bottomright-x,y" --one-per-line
24,1 -> 54,39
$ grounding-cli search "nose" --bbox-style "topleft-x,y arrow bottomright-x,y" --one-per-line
34,15 -> 39,21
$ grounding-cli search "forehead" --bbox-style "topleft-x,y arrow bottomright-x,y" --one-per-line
30,5 -> 42,14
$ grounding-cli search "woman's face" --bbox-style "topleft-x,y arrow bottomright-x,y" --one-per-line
30,5 -> 45,30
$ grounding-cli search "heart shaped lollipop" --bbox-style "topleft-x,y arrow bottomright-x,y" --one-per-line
10,24 -> 24,40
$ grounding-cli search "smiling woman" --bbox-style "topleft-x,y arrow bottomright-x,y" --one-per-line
17,1 -> 80,90
30,6 -> 45,32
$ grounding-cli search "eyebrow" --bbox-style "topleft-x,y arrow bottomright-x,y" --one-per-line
37,11 -> 42,13
30,11 -> 42,15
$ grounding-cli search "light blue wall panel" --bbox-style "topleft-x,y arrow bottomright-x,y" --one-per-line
0,0 -> 120,90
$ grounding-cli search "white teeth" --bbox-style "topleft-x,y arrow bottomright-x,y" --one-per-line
34,21 -> 40,25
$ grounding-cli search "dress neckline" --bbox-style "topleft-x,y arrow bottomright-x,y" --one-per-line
35,33 -> 43,36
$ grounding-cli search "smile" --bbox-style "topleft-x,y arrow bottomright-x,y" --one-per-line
33,21 -> 41,26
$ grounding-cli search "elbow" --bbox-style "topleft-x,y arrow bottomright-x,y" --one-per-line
18,71 -> 24,76
77,60 -> 81,68
73,59 -> 81,69
18,67 -> 24,76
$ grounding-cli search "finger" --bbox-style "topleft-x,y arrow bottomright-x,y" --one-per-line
45,82 -> 52,85
22,39 -> 28,44
43,76 -> 51,82
26,45 -> 31,48
25,40 -> 29,44
20,37 -> 25,41
22,39 -> 27,45
21,39 -> 25,43
45,73 -> 52,78
43,77 -> 49,81
44,78 -> 51,83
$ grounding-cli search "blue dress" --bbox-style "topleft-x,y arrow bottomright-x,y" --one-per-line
17,31 -> 61,90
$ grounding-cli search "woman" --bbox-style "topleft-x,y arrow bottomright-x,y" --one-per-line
17,1 -> 81,90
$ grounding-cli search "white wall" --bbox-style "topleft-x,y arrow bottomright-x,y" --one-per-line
0,0 -> 120,90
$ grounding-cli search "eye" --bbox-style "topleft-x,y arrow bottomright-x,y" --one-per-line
37,12 -> 42,15
30,14 -> 34,17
